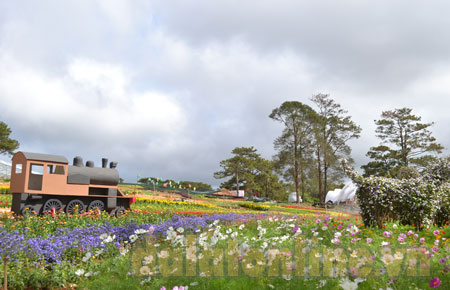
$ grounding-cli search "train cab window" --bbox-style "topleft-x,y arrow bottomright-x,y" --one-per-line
47,165 -> 65,175
15,164 -> 22,174
28,164 -> 44,190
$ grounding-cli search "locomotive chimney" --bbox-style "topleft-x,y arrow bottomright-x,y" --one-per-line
102,158 -> 108,168
73,156 -> 84,167
110,161 -> 118,169
86,161 -> 94,167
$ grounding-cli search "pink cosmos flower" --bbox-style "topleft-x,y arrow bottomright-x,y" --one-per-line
432,246 -> 439,253
428,277 -> 441,288
419,238 -> 426,243
366,238 -> 372,244
433,230 -> 440,235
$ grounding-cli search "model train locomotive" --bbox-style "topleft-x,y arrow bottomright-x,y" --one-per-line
10,151 -> 135,216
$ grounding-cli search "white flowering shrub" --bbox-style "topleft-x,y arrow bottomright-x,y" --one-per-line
342,157 -> 450,229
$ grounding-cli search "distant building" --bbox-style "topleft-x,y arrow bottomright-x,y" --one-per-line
0,160 -> 12,178
230,190 -> 245,197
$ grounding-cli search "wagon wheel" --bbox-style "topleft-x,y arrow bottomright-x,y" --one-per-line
66,199 -> 85,214
113,206 -> 126,217
42,199 -> 63,214
88,200 -> 105,212
21,204 -> 37,216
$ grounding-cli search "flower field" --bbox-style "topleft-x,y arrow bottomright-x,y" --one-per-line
0,190 -> 449,289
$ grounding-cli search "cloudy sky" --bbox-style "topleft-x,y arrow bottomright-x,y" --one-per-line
1,1 -> 449,187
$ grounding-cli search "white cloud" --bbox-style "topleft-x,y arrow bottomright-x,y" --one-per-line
0,53 -> 186,150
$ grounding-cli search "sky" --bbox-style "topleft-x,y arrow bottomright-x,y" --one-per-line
1,0 -> 449,188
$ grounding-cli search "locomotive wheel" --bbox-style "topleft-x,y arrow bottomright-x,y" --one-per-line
42,199 -> 63,214
22,204 -> 37,216
66,199 -> 85,214
87,200 -> 105,212
113,206 -> 126,217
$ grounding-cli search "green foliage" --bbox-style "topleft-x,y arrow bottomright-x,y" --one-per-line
270,95 -> 361,203
0,121 -> 19,156
214,147 -> 286,199
344,156 -> 450,229
363,108 -> 443,177
138,177 -> 212,190
310,94 -> 362,201
270,101 -> 318,204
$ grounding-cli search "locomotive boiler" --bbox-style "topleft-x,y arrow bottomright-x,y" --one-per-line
10,151 -> 135,216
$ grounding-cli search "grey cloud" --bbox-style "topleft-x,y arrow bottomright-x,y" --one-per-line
0,1 -> 449,187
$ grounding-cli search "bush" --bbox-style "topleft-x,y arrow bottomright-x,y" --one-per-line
238,202 -> 269,211
343,157 -> 450,229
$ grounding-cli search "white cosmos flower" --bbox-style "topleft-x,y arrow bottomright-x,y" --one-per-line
158,250 -> 169,259
129,234 -> 138,243
139,266 -> 150,275
381,254 -> 394,265
143,255 -> 154,265
82,252 -> 92,262
135,229 -> 149,235
339,277 -> 364,290
75,269 -> 85,276
103,235 -> 116,243
394,251 -> 404,260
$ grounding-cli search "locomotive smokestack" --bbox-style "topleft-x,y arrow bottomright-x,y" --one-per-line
110,161 -> 118,169
86,161 -> 94,167
102,158 -> 108,168
73,156 -> 84,167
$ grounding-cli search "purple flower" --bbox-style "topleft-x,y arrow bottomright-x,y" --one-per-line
290,226 -> 299,234
419,237 -> 426,243
433,230 -> 440,235
439,258 -> 447,265
428,277 -> 441,288
387,279 -> 396,285
366,238 -> 372,244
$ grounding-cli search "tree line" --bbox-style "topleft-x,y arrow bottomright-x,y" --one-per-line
214,94 -> 443,203
0,100 -> 444,200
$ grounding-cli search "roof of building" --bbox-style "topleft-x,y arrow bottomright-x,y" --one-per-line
20,152 -> 68,164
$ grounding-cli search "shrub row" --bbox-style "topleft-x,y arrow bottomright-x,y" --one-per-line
238,202 -> 269,211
